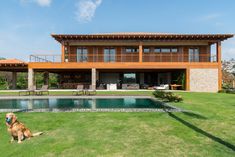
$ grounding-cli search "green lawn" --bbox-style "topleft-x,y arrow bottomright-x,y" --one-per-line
0,92 -> 234,157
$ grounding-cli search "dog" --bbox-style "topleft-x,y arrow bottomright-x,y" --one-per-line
5,112 -> 43,143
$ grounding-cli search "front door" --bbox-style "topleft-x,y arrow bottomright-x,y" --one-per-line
189,48 -> 199,62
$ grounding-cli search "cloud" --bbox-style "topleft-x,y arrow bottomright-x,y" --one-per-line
222,38 -> 235,60
75,0 -> 102,23
20,0 -> 52,7
199,13 -> 221,21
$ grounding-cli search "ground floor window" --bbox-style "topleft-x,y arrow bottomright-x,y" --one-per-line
123,73 -> 137,84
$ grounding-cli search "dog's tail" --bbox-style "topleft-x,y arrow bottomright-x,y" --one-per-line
32,132 -> 43,137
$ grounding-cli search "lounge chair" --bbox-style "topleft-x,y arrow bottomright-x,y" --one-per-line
35,85 -> 49,95
19,85 -> 36,96
153,84 -> 169,90
85,85 -> 96,95
72,85 -> 84,95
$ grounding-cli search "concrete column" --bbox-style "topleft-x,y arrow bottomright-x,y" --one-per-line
12,72 -> 17,89
91,68 -> 96,90
28,68 -> 34,89
43,71 -> 49,85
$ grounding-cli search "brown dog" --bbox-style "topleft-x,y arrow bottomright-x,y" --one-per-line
5,113 -> 43,143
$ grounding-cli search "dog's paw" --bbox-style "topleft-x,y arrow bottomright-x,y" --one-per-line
17,141 -> 22,144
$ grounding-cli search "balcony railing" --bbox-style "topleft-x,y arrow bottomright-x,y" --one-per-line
30,55 -> 61,62
29,54 -> 217,63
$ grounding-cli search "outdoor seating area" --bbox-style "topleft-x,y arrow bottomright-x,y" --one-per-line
19,85 -> 49,96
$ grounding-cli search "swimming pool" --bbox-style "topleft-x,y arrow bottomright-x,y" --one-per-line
0,96 -> 179,112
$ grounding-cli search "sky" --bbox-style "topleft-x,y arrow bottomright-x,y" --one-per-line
0,0 -> 235,61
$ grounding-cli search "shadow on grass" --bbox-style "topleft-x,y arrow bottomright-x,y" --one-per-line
181,111 -> 207,119
167,112 -> 235,152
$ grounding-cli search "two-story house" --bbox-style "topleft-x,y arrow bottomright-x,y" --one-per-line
22,33 -> 233,92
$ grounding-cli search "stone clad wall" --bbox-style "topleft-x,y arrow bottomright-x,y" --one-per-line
190,69 -> 218,92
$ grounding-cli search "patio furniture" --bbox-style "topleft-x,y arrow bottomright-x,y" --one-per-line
72,85 -> 84,95
153,84 -> 169,90
170,84 -> 182,90
85,85 -> 96,95
35,85 -> 49,95
122,84 -> 140,90
107,84 -> 117,90
19,85 -> 36,96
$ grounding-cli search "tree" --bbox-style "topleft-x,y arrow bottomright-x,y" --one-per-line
222,59 -> 235,89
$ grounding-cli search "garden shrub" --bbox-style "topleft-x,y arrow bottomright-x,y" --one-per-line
219,88 -> 235,94
153,90 -> 183,102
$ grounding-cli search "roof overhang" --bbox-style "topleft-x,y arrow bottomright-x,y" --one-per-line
0,59 -> 28,72
51,33 -> 234,44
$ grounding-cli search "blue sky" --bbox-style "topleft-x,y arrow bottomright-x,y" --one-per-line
0,0 -> 234,61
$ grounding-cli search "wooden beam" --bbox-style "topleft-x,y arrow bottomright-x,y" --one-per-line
217,41 -> 222,90
61,44 -> 65,62
186,68 -> 190,91
139,42 -> 143,62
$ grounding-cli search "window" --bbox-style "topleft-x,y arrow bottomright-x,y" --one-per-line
154,48 -> 178,53
143,48 -> 150,53
189,48 -> 199,62
123,73 -> 136,84
171,48 -> 178,53
154,48 -> 161,53
161,48 -> 171,53
77,48 -> 88,62
104,48 -> 116,62
124,48 -> 139,53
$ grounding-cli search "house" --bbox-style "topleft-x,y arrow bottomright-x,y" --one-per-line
0,33 -> 233,92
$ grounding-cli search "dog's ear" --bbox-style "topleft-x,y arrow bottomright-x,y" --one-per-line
12,113 -> 17,123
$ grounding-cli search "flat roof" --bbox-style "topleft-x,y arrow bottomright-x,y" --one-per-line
0,59 -> 28,72
51,32 -> 234,43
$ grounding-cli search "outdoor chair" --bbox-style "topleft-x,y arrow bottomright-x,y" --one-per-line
35,85 -> 49,95
72,85 -> 84,95
85,85 -> 96,95
19,85 -> 36,96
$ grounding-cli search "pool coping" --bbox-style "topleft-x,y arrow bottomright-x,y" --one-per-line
0,96 -> 183,113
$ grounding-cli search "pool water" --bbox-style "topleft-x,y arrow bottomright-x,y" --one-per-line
0,98 -> 172,110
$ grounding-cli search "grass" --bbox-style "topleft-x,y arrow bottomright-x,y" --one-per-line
0,92 -> 234,157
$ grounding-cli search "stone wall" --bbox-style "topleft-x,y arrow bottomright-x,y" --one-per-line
190,68 -> 218,92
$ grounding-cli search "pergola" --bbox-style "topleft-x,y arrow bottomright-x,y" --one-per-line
0,59 -> 28,89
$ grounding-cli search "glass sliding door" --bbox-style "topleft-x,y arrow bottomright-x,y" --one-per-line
77,48 -> 88,62
104,48 -> 116,62
189,48 -> 199,62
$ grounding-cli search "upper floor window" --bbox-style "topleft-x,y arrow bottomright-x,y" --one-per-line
154,48 -> 161,53
154,47 -> 178,53
189,48 -> 199,62
104,48 -> 116,62
124,47 -> 139,53
161,48 -> 171,53
143,47 -> 150,53
171,48 -> 178,53
77,48 -> 88,62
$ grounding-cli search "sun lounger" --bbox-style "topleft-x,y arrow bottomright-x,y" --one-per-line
85,85 -> 96,95
35,85 -> 49,95
19,85 -> 36,96
72,85 -> 84,95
